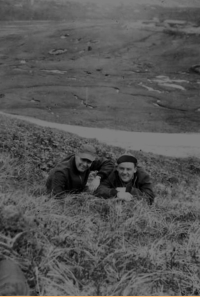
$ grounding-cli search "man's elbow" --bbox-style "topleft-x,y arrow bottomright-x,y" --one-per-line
144,190 -> 155,205
47,188 -> 66,199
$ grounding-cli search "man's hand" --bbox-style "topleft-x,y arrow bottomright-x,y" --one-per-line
88,176 -> 101,192
117,192 -> 133,202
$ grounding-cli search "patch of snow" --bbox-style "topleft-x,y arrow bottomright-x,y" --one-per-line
164,20 -> 188,25
155,76 -> 189,84
49,49 -> 68,55
158,83 -> 186,91
60,34 -> 70,39
41,69 -> 67,74
139,82 -> 162,93
152,75 -> 189,91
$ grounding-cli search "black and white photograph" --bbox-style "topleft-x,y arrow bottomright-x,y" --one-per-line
0,0 -> 200,295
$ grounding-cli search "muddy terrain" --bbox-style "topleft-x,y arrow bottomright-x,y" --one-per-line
0,0 -> 200,132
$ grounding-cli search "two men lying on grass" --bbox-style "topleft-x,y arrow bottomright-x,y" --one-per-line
46,144 -> 155,205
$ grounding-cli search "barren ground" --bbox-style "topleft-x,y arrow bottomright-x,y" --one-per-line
0,0 -> 200,133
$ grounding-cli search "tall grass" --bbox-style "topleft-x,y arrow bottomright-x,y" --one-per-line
0,114 -> 200,295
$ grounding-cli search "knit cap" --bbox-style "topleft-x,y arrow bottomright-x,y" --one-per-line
117,153 -> 137,165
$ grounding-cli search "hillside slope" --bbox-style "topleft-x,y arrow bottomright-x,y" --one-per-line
1,114 -> 200,295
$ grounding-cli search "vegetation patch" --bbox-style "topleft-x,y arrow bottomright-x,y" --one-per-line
1,114 -> 200,295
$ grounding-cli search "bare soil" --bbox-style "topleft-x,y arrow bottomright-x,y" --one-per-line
0,0 -> 200,133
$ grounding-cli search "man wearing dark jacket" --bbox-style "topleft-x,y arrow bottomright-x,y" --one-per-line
95,153 -> 155,205
46,144 -> 115,198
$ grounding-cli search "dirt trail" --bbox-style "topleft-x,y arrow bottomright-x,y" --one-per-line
1,111 -> 200,159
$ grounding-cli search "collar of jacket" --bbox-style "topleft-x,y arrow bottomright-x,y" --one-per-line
70,155 -> 79,174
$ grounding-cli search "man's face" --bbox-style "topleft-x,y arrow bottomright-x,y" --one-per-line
75,155 -> 93,172
117,162 -> 137,183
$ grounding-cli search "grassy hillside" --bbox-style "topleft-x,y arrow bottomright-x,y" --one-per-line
1,114 -> 200,295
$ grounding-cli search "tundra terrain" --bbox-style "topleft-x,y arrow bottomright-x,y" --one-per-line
0,0 -> 200,132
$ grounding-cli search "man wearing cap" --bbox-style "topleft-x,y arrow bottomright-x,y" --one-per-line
46,144 -> 115,198
95,153 -> 155,205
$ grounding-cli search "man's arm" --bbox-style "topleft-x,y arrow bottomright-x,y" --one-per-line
94,178 -> 117,199
90,158 -> 115,180
130,174 -> 155,205
46,170 -> 69,199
